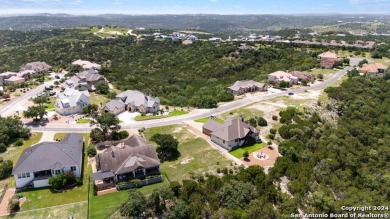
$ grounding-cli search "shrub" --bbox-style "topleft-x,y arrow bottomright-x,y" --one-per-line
119,130 -> 129,139
0,160 -> 13,180
268,134 -> 275,140
9,200 -> 20,213
270,128 -> 277,135
0,143 -> 7,153
87,144 -> 97,157
170,181 -> 182,196
14,138 -> 24,147
90,128 -> 104,142
257,117 -> 268,127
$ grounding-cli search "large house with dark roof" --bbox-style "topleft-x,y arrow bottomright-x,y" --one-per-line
20,61 -> 52,72
102,90 -> 160,115
61,69 -> 107,92
203,118 -> 260,151
12,134 -> 83,189
93,135 -> 161,190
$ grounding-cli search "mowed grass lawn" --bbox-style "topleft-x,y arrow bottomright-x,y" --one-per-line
144,125 -> 232,182
44,97 -> 56,111
76,118 -> 91,124
89,180 -> 169,219
229,143 -> 266,159
1,202 -> 87,219
194,117 -> 225,124
17,133 -> 90,211
90,93 -> 110,106
135,110 -> 189,121
0,133 -> 43,188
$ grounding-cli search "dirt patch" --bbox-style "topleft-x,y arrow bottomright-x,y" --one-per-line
180,156 -> 194,165
241,146 -> 280,168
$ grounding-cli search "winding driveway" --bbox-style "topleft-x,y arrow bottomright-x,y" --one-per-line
1,58 -> 360,132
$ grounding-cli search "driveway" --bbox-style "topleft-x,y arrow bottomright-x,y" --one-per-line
117,111 -> 141,124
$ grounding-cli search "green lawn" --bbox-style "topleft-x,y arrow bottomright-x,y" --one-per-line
194,117 -> 225,124
89,180 -> 169,219
76,118 -> 91,124
144,125 -> 232,182
229,143 -> 266,159
135,110 -> 188,121
1,202 -> 87,219
307,68 -> 338,80
0,133 -> 43,188
17,133 -> 90,211
44,97 -> 56,111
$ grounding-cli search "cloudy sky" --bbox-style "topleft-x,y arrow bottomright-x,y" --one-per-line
1,0 -> 390,15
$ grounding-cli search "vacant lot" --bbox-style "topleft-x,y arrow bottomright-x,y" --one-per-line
144,125 -> 232,182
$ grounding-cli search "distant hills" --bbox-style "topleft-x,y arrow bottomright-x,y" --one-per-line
1,14 -> 390,34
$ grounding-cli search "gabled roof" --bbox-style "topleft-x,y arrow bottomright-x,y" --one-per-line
318,51 -> 338,59
203,119 -> 224,132
116,90 -> 160,108
203,118 -> 259,142
269,71 -> 298,81
103,99 -> 126,111
12,134 -> 83,174
4,76 -> 24,82
360,63 -> 389,73
72,59 -> 101,70
56,88 -> 90,109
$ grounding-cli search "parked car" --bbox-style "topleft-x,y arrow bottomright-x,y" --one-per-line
37,93 -> 48,97
55,75 -> 60,79
288,92 -> 294,95
45,86 -> 53,90
49,91 -> 56,96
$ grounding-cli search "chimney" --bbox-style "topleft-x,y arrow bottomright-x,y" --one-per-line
111,151 -> 115,158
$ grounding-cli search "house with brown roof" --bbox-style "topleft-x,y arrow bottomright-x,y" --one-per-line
228,80 -> 267,96
317,51 -> 341,69
359,63 -> 389,76
93,135 -> 161,190
4,76 -> 25,85
289,71 -> 315,81
203,118 -> 260,151
72,59 -> 101,70
268,71 -> 299,85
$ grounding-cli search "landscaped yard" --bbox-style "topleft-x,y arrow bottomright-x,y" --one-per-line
135,110 -> 189,121
16,133 -> 90,211
229,143 -> 266,159
194,117 -> 225,124
1,201 -> 87,219
44,97 -> 56,111
144,125 -> 232,182
0,132 -> 43,188
76,118 -> 91,124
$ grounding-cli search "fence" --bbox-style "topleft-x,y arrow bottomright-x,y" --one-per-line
116,176 -> 163,190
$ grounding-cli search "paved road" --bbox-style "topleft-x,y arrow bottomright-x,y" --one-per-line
5,58 -> 360,132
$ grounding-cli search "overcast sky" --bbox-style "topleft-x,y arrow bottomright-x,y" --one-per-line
1,0 -> 390,15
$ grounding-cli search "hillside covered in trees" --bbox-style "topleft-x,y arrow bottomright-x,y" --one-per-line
0,29 -> 319,107
115,76 -> 390,218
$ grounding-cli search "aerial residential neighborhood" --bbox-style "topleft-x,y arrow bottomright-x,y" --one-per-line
0,1 -> 390,218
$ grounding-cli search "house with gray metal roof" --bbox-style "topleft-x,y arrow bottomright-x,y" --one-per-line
103,90 -> 160,114
203,118 -> 260,151
55,88 -> 90,115
12,133 -> 83,189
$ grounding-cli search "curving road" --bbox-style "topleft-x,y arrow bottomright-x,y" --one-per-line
2,58 -> 360,132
